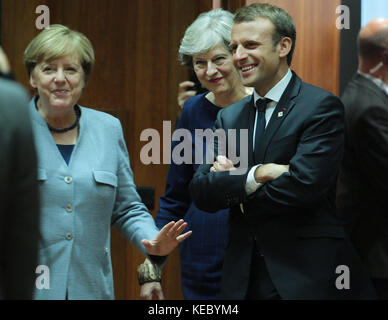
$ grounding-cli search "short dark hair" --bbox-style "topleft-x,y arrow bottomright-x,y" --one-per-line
234,3 -> 296,66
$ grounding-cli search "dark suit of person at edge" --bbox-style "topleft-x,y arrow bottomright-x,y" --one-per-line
337,18 -> 388,299
0,47 -> 39,299
189,3 -> 376,299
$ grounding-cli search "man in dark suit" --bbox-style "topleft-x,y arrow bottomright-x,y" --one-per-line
337,18 -> 388,299
189,3 -> 376,299
0,47 -> 40,299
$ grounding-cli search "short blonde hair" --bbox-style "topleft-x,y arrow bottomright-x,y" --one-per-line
24,24 -> 95,83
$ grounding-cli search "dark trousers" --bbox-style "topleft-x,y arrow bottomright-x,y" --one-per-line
245,246 -> 281,300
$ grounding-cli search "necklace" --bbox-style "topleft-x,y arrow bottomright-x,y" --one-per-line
47,105 -> 81,133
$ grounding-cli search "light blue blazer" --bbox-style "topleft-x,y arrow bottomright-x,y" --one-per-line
29,98 -> 159,299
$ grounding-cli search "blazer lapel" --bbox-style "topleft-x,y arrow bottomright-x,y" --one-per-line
255,72 -> 301,162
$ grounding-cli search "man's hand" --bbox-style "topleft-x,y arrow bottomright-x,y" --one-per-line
140,281 -> 165,300
210,155 -> 236,172
178,81 -> 197,109
141,219 -> 192,256
254,163 -> 289,184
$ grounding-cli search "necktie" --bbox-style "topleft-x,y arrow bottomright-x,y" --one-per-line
254,98 -> 270,156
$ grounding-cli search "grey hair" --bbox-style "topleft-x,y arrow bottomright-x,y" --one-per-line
179,9 -> 234,66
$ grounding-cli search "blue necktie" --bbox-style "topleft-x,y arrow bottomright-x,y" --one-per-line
254,98 -> 270,157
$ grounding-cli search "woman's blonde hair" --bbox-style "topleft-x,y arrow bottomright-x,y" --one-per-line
24,24 -> 95,83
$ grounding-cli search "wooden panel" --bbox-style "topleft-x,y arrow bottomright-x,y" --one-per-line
1,0 -> 48,90
199,0 -> 214,12
227,0 -> 341,95
162,0 -> 196,300
224,0 -> 246,12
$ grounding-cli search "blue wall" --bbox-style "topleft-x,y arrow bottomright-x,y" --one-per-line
362,0 -> 388,26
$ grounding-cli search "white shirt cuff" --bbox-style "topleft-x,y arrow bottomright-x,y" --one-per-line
245,164 -> 263,195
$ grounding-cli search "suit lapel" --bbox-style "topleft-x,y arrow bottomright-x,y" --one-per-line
255,72 -> 301,162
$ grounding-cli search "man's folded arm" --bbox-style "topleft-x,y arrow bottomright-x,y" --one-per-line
252,96 -> 345,209
189,110 -> 250,212
190,165 -> 249,212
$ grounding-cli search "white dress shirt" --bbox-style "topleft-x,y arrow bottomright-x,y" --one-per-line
245,68 -> 292,195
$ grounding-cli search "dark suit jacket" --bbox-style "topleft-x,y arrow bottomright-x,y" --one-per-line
0,79 -> 39,299
190,72 -> 376,299
337,73 -> 388,279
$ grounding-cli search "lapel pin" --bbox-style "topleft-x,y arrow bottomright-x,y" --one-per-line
278,111 -> 283,117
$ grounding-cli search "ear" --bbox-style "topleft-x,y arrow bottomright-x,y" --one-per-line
29,71 -> 37,88
277,37 -> 292,59
80,69 -> 86,90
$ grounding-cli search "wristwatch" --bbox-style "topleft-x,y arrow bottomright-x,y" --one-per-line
137,259 -> 162,285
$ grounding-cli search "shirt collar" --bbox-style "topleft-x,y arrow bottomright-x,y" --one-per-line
253,68 -> 292,106
358,70 -> 388,96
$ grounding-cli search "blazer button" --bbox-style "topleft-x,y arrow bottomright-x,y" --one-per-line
64,176 -> 72,184
65,204 -> 73,213
65,232 -> 73,240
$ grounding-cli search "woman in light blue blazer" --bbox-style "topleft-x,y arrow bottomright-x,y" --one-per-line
23,24 -> 191,300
